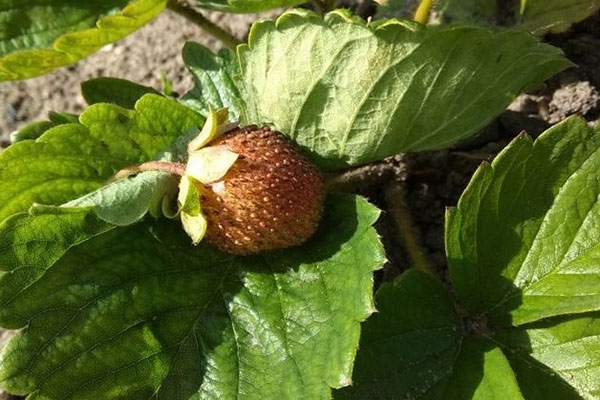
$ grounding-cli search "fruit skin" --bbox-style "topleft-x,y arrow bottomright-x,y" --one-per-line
198,125 -> 324,255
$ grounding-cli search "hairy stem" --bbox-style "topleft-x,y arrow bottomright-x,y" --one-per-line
167,0 -> 242,49
384,181 -> 437,277
414,0 -> 434,24
324,163 -> 395,192
111,161 -> 187,182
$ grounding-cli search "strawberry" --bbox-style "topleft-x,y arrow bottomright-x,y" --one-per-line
199,125 -> 324,255
112,107 -> 324,255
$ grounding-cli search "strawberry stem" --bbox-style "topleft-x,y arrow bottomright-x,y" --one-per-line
167,0 -> 242,49
111,161 -> 187,182
384,181 -> 437,278
414,0 -> 434,24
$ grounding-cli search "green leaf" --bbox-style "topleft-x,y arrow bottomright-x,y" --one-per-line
191,0 -> 305,13
10,120 -> 56,143
0,193 -> 385,399
104,106 -> 240,245
0,0 -> 166,81
159,71 -> 174,96
432,0 -> 600,35
446,116 -> 600,326
336,269 -> 462,399
48,111 -> 79,124
238,9 -> 569,169
336,270 -> 524,400
0,210 -> 115,328
10,112 -> 79,143
81,77 -> 160,108
339,117 -> 600,400
61,171 -> 177,226
495,313 -> 600,399
518,0 -> 600,35
182,42 -> 246,122
0,94 -> 204,223
339,273 -> 597,400
434,0 -> 498,25
442,339 -> 524,400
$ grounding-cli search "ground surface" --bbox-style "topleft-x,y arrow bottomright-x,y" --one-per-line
0,5 -> 599,399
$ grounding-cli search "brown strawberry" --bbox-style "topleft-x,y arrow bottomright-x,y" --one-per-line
198,125 -> 324,255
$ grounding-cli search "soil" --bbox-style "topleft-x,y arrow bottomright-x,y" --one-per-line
0,5 -> 599,399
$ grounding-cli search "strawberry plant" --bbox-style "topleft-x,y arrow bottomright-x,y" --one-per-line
337,116 -> 600,399
1,1 -> 600,399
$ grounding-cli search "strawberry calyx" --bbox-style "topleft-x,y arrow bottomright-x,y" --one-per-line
112,107 -> 240,245
178,108 -> 239,244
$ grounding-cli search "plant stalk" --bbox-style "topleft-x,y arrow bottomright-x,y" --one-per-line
414,0 -> 434,24
167,0 -> 242,49
111,161 -> 187,182
383,181 -> 437,277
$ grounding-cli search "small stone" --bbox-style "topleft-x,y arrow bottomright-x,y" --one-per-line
549,81 -> 600,123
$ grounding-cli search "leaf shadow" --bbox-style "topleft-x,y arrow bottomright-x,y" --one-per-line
456,278 -> 582,399
491,314 -> 585,400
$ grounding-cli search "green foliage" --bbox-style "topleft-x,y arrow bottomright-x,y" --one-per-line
181,10 -> 568,170
447,117 -> 600,325
182,42 -> 245,121
10,112 -> 79,143
496,313 -> 600,399
0,0 -> 129,57
338,117 -> 600,399
236,9 -> 568,169
0,94 -> 204,222
0,193 -> 384,399
0,13 -> 404,393
60,171 -> 177,226
433,0 -> 600,35
336,270 -> 527,400
10,121 -> 57,144
519,0 -> 600,35
335,269 -> 463,399
81,77 -> 160,108
434,0 -> 498,25
0,8 -> 584,400
0,0 -> 166,81
0,0 -> 324,81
